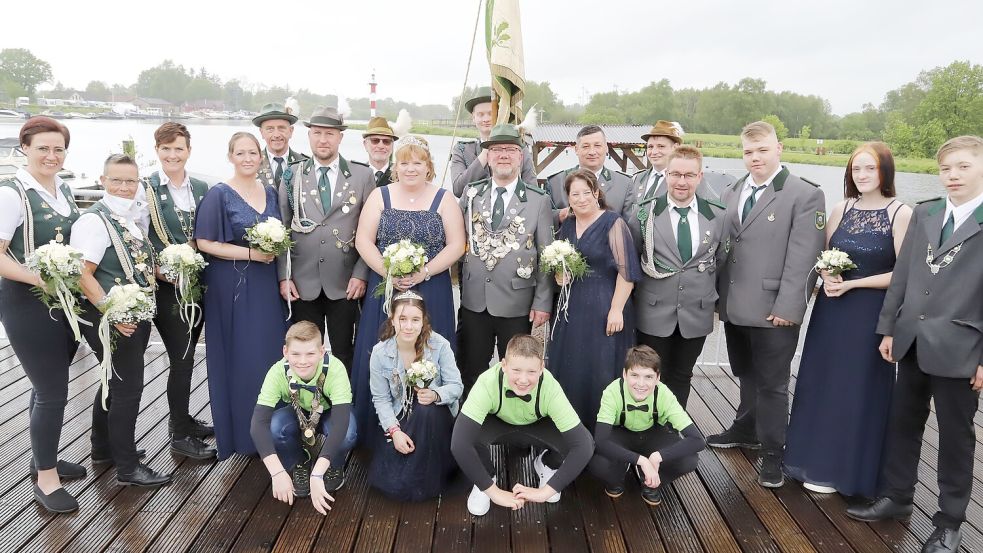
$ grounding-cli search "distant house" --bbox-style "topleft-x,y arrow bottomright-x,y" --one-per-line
133,97 -> 174,115
181,99 -> 226,112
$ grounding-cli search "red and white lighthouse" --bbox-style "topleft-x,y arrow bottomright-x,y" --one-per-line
369,70 -> 377,117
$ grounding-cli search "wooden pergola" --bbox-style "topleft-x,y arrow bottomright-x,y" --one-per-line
528,124 -> 650,176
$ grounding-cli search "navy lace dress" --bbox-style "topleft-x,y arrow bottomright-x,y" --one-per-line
547,210 -> 642,422
194,183 -> 289,460
784,201 -> 901,497
351,186 -> 456,443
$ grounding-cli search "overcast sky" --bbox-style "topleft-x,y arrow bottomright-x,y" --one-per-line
4,0 -> 980,115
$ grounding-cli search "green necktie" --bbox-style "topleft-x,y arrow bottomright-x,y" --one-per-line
492,187 -> 506,230
675,206 -> 692,262
940,212 -> 955,246
644,172 -> 662,200
741,185 -> 765,222
273,156 -> 284,186
318,167 -> 332,211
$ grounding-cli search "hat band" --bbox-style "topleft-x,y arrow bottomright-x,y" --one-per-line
310,116 -> 345,127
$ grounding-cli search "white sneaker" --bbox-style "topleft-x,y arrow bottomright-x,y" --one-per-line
803,482 -> 837,494
467,478 -> 493,516
533,451 -> 561,503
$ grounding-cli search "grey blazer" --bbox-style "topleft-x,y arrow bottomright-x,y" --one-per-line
459,178 -> 554,317
628,194 -> 726,338
628,167 -> 715,214
546,166 -> 633,222
259,148 -> 307,189
277,156 -> 374,301
877,198 -> 983,378
716,167 -> 826,327
450,140 -> 538,197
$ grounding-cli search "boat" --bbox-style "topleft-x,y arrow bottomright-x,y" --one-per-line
0,136 -> 100,203
0,109 -> 25,120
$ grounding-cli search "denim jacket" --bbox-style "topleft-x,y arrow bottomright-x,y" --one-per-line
368,332 -> 463,431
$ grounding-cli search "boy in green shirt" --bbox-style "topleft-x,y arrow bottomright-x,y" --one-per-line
451,334 -> 594,516
249,321 -> 357,515
590,345 -> 705,505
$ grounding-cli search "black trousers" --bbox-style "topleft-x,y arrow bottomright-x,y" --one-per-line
723,322 -> 800,454
80,301 -> 151,474
459,308 -> 531,393
0,280 -> 79,470
881,345 -> 978,529
637,327 -> 707,408
153,281 -> 204,437
589,425 -> 699,487
292,292 -> 359,372
476,417 -> 567,475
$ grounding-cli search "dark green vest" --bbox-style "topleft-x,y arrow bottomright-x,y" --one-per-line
0,177 -> 80,263
85,202 -> 154,291
144,172 -> 208,252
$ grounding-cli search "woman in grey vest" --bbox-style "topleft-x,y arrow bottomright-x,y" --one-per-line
0,117 -> 83,513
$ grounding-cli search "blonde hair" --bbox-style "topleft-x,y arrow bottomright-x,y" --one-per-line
741,121 -> 778,142
504,334 -> 544,361
666,144 -> 703,167
285,321 -> 322,346
936,135 -> 983,164
228,131 -> 261,155
394,142 -> 436,181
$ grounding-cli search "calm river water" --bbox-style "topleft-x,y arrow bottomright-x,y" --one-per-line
0,119 -> 943,209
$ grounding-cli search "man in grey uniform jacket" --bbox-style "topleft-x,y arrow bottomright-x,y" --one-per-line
627,145 -> 726,408
451,87 -> 538,196
707,121 -> 825,489
546,125 -> 633,224
458,124 -> 554,392
253,102 -> 308,189
847,136 -> 983,553
277,106 -> 375,371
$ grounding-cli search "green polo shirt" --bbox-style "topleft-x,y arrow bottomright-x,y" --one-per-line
256,356 -> 352,411
460,363 -> 580,432
596,380 -> 692,432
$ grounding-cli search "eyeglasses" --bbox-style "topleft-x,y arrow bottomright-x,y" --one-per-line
489,147 -> 521,155
667,171 -> 700,181
105,178 -> 141,186
33,146 -> 67,156
368,137 -> 393,145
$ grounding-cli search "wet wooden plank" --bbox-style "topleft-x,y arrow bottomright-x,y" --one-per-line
506,446 -> 548,553
674,471 -> 743,553
351,490 -> 400,553
543,479 -> 589,553
191,460 -> 275,553
310,449 -> 372,553
607,479 -> 667,553
393,498 -> 438,553
648,482 -> 705,553
430,484 -> 472,553
576,475 -> 628,553
470,444 -> 511,552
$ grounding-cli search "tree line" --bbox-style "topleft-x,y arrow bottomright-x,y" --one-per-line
2,48 -> 980,159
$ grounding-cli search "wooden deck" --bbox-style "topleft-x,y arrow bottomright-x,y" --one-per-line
0,337 -> 981,553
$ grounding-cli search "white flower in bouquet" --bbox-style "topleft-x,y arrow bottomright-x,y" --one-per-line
96,283 -> 156,409
158,243 -> 207,352
375,240 -> 429,311
539,239 -> 590,327
25,241 -> 86,340
406,360 -> 438,389
245,217 -> 293,256
815,248 -> 857,276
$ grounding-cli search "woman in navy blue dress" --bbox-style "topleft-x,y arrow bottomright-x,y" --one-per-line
195,132 -> 289,460
547,169 -> 641,422
351,135 -> 465,443
784,142 -> 912,497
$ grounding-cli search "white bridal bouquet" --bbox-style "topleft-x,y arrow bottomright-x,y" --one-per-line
158,243 -> 207,352
245,217 -> 293,256
97,284 -> 156,408
401,359 -> 439,419
375,239 -> 429,312
815,248 -> 857,277
539,239 -> 589,323
25,241 -> 86,340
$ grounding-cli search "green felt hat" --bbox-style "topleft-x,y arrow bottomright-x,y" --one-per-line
252,102 -> 298,126
481,124 -> 524,149
465,87 -> 493,113
303,106 -> 348,130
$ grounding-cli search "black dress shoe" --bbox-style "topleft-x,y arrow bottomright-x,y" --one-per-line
33,483 -> 79,514
30,459 -> 87,480
605,485 -> 625,498
169,416 -> 215,439
921,526 -> 961,553
641,486 -> 663,506
116,463 -> 171,487
845,497 -> 913,522
758,453 -> 784,488
92,448 -> 147,465
170,436 -> 217,460
706,427 -> 761,449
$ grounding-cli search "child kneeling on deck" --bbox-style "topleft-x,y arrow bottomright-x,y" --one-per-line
589,345 -> 705,506
450,334 -> 594,516
250,321 -> 357,515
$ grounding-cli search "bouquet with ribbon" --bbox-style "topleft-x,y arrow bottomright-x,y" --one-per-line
539,239 -> 589,323
25,241 -> 86,341
245,217 -> 293,256
815,248 -> 857,277
97,284 -> 156,408
400,359 -> 438,419
374,239 -> 429,313
158,243 -> 207,354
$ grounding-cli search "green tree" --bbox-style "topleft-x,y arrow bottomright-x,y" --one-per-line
85,80 -> 111,102
0,48 -> 52,97
134,60 -> 192,103
762,114 -> 789,140
799,125 -> 811,140
910,61 -> 983,141
839,112 -> 877,140
883,113 -> 917,157
523,80 -> 566,122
